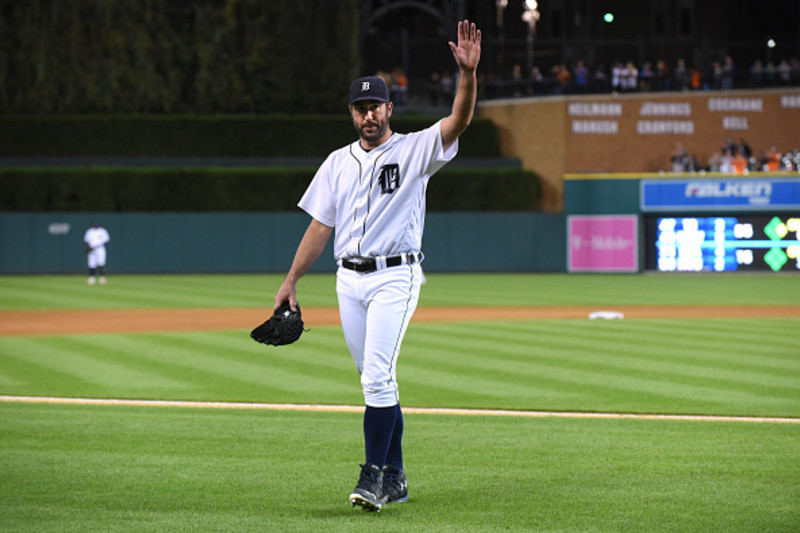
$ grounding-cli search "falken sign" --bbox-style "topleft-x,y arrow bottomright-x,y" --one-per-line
641,177 -> 800,211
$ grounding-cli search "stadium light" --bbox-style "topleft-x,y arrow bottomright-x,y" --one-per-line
603,12 -> 614,23
521,0 -> 541,74
767,38 -> 776,48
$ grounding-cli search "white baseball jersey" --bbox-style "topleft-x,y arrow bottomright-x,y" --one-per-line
298,119 -> 457,260
84,227 -> 110,250
84,226 -> 110,269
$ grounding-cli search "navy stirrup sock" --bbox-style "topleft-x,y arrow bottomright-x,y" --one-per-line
363,405 -> 398,467
385,404 -> 404,470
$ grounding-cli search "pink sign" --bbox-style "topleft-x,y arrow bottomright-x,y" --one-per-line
568,215 -> 639,272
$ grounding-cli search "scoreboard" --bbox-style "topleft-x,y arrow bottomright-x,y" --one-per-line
645,215 -> 800,272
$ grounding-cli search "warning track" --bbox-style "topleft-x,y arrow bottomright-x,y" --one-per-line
1,395 -> 798,424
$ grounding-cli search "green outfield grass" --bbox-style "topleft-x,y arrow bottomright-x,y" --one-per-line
0,272 -> 798,310
1,403 -> 798,533
1,273 -> 799,531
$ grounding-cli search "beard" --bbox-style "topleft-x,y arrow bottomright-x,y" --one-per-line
356,119 -> 388,144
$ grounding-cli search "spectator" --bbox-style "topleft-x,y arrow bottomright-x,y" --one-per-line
738,138 -> 752,159
511,63 -> 525,97
763,146 -> 782,171
551,64 -> 571,94
777,59 -> 792,85
711,61 -> 723,89
655,60 -> 670,91
720,56 -> 734,89
690,68 -> 702,90
428,71 -> 441,105
390,66 -> 408,105
707,151 -> 722,172
623,61 -> 638,92
439,70 -> 454,99
611,61 -> 623,93
592,64 -> 609,92
674,58 -> 690,91
671,144 -> 691,172
731,148 -> 749,174
722,137 -> 737,156
639,61 -> 654,91
573,59 -> 589,93
765,61 -> 777,86
750,60 -> 764,87
791,57 -> 800,85
719,148 -> 734,173
529,66 -> 544,95
764,61 -> 778,87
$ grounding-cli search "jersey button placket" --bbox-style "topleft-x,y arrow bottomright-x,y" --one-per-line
351,158 -> 375,256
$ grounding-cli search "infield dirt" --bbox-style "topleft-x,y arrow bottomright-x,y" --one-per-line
1,305 -> 798,336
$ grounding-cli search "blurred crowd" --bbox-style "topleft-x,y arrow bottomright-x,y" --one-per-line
485,55 -> 800,99
392,55 -> 800,104
669,139 -> 800,174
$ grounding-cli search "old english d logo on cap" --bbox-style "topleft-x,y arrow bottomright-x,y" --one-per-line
350,76 -> 390,104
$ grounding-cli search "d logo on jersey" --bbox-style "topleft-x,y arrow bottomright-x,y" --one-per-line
378,164 -> 401,194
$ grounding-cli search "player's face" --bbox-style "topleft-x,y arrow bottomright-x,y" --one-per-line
350,100 -> 393,147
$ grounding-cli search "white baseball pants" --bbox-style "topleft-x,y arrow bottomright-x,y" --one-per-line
87,247 -> 106,269
336,263 -> 422,407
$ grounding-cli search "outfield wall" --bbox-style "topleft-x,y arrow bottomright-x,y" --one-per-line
563,172 -> 800,273
0,212 -> 566,274
479,88 -> 800,213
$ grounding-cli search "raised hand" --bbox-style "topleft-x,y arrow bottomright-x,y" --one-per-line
448,19 -> 482,73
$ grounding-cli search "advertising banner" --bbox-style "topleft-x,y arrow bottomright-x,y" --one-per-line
567,215 -> 639,272
641,178 -> 800,212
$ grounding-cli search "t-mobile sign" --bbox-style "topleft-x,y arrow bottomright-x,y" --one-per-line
567,215 -> 639,272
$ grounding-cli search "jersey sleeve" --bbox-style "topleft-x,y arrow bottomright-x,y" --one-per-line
411,119 -> 459,179
297,153 -> 337,227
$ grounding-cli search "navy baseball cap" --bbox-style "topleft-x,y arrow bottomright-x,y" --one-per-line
349,76 -> 390,105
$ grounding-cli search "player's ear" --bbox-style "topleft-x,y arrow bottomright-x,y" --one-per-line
386,101 -> 393,117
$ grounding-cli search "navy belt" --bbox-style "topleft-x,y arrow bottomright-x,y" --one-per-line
340,253 -> 420,273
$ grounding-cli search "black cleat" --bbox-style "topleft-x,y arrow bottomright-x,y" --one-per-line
349,463 -> 383,512
381,464 -> 408,504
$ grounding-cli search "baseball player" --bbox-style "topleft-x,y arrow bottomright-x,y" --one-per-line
84,222 -> 110,285
272,19 -> 481,511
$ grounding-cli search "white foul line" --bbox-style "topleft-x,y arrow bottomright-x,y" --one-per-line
1,395 -> 798,424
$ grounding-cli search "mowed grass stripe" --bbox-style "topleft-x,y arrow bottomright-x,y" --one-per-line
2,319 -> 797,416
485,319 -> 800,385
0,336 -> 189,392
0,328 -> 362,403
0,274 -> 340,310
401,320 -> 800,416
589,319 -> 800,368
3,273 -> 800,311
419,272 -> 800,306
409,320 -> 800,390
403,337 -> 791,417
3,402 -> 797,532
91,332 -> 356,399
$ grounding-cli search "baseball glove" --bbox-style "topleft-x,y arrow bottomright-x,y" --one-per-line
250,301 -> 305,346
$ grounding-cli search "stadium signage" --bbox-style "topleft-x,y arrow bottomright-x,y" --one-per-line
567,215 -> 639,272
568,102 -> 622,116
636,120 -> 695,134
639,102 -> 691,116
707,97 -> 763,112
641,178 -> 800,211
782,94 -> 800,108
